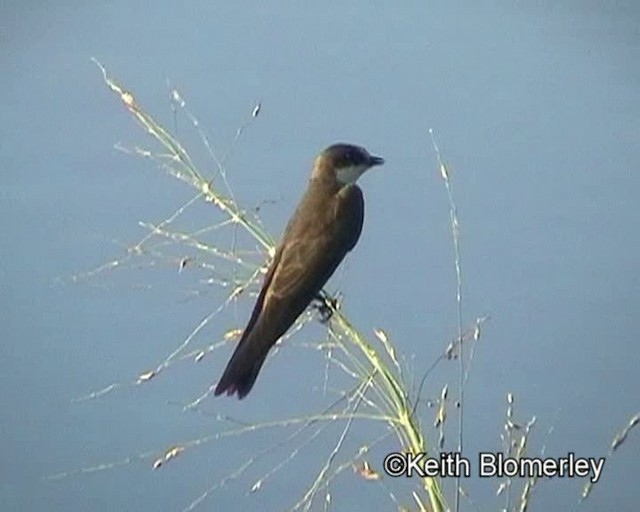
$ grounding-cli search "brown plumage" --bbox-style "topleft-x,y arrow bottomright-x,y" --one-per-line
215,144 -> 384,399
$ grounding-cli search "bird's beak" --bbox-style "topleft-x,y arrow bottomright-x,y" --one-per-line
369,155 -> 385,167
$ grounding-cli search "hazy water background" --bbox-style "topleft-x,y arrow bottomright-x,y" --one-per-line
2,2 -> 639,510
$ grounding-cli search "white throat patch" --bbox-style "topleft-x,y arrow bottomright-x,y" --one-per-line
335,164 -> 368,185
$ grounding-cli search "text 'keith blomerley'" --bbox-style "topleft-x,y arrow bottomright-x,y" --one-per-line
383,452 -> 605,483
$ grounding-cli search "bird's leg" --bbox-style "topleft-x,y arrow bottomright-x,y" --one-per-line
313,290 -> 340,323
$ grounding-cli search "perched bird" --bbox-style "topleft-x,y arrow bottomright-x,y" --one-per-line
215,143 -> 384,399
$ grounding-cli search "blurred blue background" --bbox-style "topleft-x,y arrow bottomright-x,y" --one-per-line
2,1 -> 639,510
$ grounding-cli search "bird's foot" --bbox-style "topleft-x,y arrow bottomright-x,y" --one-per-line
313,292 -> 340,323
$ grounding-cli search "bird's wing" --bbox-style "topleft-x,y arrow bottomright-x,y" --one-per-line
263,184 -> 364,314
215,184 -> 364,398
240,245 -> 284,342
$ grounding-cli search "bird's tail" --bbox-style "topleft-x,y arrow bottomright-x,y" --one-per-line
214,335 -> 270,399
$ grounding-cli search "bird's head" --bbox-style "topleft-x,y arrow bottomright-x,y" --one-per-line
313,143 -> 384,185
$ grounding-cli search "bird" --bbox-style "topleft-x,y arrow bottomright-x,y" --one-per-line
214,143 -> 384,399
